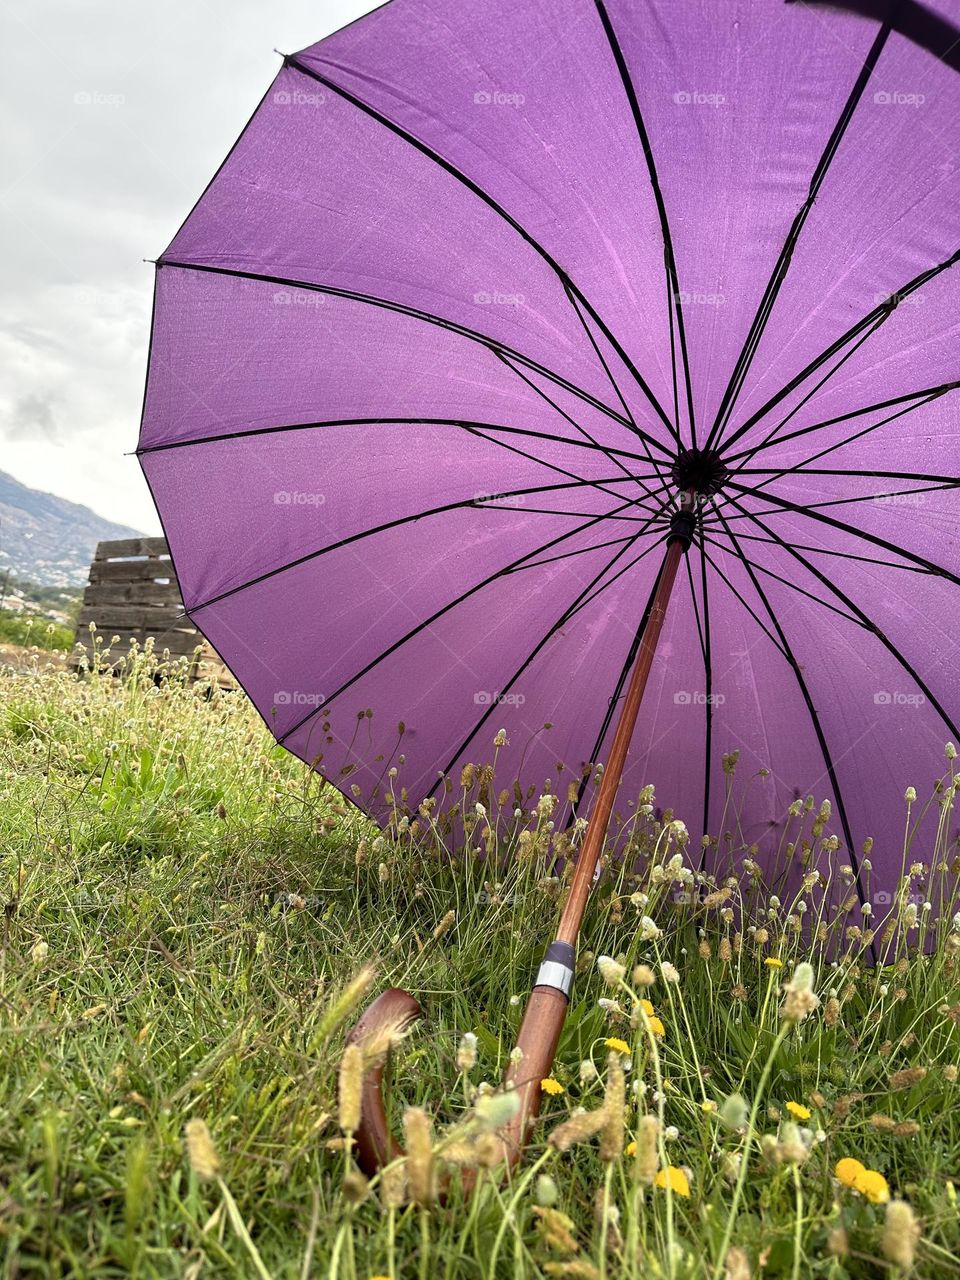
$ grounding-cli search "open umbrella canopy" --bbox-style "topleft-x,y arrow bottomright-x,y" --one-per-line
139,0 -> 960,900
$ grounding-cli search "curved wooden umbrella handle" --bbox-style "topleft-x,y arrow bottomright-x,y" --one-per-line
345,986 -> 424,1173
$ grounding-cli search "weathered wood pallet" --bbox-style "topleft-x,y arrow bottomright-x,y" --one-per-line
75,539 -> 235,686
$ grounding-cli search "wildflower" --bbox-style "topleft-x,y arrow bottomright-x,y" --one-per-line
456,1031 -> 478,1073
720,1094 -> 748,1130
474,1092 -> 520,1130
646,1016 -> 666,1039
785,1101 -> 811,1121
338,1044 -> 364,1134
624,1140 -> 637,1156
532,1206 -> 580,1256
654,1166 -> 690,1197
660,961 -> 680,984
764,957 -> 783,969
888,1066 -> 926,1091
632,963 -> 655,986
604,1037 -> 630,1054
857,1170 -> 891,1204
494,728 -> 507,747
599,1053 -> 626,1161
835,1157 -> 866,1188
541,1077 -> 565,1097
580,1059 -> 598,1083
635,1115 -> 659,1184
535,1174 -> 559,1206
403,1108 -> 435,1205
883,1199 -> 921,1268
781,962 -> 819,1023
639,917 -> 661,941
550,1107 -> 608,1152
30,939 -> 49,965
597,955 -> 625,986
184,1119 -> 220,1181
638,998 -> 655,1016
724,1247 -> 751,1280
701,1100 -> 717,1114
905,787 -> 916,803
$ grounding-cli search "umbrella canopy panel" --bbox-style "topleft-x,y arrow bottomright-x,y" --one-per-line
140,0 -> 960,899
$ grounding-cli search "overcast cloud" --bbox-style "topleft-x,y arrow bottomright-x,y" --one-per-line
0,0 -> 375,532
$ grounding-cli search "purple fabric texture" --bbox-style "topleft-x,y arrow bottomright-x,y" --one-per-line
139,0 -> 960,896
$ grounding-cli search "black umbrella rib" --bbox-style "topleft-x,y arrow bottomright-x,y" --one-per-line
725,313 -> 888,468
275,496 -> 643,746
561,282 -> 682,473
137,414 -> 664,470
156,258 -> 648,441
489,348 -> 661,496
726,495 -> 960,743
563,526 -> 671,625
726,382 -> 959,466
730,386 -> 956,478
706,17 -> 893,451
457,421 -> 671,520
696,544 -> 791,664
700,532 -> 867,629
187,476 -> 633,614
283,55 -> 678,443
696,525 -> 714,849
702,479 -> 960,526
719,247 -> 960,453
712,510 -> 871,922
568,554 -> 670,820
707,527 -> 935,576
723,481 -> 960,584
739,466 -> 960,483
504,530 -> 644,574
428,521 -> 666,792
592,0 -> 695,449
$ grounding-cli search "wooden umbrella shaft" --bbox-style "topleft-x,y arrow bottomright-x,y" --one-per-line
500,494 -> 694,1153
345,494 -> 697,1180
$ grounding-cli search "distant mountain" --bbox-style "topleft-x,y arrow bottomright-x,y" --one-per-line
0,469 -> 143,588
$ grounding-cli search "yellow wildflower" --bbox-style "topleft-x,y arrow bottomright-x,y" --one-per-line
835,1158 -> 866,1188
639,998 -> 655,1016
604,1037 -> 630,1054
540,1077 -> 565,1096
647,1015 -> 666,1038
856,1169 -> 890,1204
654,1166 -> 690,1197
764,957 -> 784,969
624,1140 -> 637,1157
785,1101 -> 811,1120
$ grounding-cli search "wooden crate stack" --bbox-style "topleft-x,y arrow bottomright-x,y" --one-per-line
75,537 -> 233,684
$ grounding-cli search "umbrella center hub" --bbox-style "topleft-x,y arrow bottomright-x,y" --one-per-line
671,448 -> 729,496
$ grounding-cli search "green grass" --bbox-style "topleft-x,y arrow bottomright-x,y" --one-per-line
1,645 -> 959,1278
0,608 -> 74,652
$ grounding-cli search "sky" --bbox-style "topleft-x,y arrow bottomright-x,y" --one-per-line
0,0 -> 376,533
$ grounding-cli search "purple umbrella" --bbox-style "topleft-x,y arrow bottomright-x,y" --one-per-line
139,0 -> 960,1169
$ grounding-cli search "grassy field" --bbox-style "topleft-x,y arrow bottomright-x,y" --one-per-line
1,640 -> 959,1278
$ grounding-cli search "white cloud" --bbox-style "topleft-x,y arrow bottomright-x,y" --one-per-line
0,0 -> 375,531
